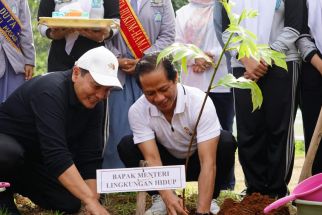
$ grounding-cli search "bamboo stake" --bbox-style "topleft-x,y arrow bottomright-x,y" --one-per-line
136,160 -> 148,215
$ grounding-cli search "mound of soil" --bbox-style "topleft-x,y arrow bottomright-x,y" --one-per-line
218,193 -> 290,215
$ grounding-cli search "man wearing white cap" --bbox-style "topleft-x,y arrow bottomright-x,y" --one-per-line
0,46 -> 120,215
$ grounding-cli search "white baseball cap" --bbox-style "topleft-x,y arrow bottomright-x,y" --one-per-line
75,46 -> 122,89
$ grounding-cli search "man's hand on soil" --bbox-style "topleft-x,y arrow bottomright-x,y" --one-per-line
162,192 -> 188,215
84,199 -> 110,215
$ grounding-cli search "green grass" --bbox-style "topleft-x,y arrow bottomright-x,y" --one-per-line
101,188 -> 241,214
101,192 -> 139,215
295,140 -> 305,156
217,190 -> 241,205
0,208 -> 9,215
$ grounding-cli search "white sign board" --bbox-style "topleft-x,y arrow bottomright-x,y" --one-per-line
97,165 -> 186,193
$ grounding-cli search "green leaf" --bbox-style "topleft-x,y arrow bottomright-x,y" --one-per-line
272,54 -> 288,70
245,29 -> 257,40
239,10 -> 247,23
246,9 -> 259,18
245,39 -> 258,57
172,49 -> 192,63
221,0 -> 231,16
230,35 -> 243,44
238,42 -> 249,59
157,46 -> 176,64
157,43 -> 212,71
181,57 -> 188,74
222,0 -> 239,26
227,25 -> 243,34
215,74 -> 263,111
256,46 -> 288,71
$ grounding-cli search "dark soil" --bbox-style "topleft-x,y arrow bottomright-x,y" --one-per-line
218,193 -> 290,215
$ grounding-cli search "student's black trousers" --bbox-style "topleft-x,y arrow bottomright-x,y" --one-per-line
300,61 -> 322,175
232,62 -> 299,197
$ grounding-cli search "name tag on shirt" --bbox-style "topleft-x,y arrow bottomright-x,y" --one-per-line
151,0 -> 163,7
154,11 -> 162,22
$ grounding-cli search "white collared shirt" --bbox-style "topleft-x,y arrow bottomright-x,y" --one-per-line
128,83 -> 221,158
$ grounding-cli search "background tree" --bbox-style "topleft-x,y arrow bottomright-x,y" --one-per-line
28,0 -> 50,76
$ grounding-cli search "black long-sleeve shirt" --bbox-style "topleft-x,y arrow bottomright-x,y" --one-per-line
37,0 -> 120,72
0,70 -> 104,179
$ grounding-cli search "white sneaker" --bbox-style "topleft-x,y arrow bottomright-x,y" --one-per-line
144,194 -> 167,215
210,199 -> 220,214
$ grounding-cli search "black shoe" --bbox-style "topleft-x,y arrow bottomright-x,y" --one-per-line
0,190 -> 21,215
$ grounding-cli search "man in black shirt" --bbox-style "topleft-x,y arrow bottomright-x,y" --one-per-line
0,46 -> 121,215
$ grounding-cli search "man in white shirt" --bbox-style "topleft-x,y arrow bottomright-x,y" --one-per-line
117,53 -> 236,215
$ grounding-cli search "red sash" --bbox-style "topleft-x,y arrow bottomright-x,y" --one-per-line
119,0 -> 151,59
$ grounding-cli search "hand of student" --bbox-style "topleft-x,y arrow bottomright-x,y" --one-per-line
192,64 -> 206,73
205,52 -> 215,60
240,57 -> 268,81
310,54 -> 322,76
77,27 -> 111,43
118,58 -> 139,74
49,28 -> 75,40
193,58 -> 212,73
24,65 -> 34,80
84,199 -> 110,215
162,192 -> 189,215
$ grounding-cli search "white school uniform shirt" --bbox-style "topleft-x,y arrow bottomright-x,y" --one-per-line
175,3 -> 229,93
128,83 -> 221,159
136,0 -> 142,10
307,0 -> 322,52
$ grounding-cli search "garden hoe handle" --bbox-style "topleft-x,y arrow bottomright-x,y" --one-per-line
299,107 -> 322,183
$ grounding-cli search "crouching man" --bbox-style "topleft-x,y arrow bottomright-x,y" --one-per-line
118,53 -> 236,215
0,47 -> 122,215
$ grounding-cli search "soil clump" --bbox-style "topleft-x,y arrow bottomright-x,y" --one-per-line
218,193 -> 290,215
